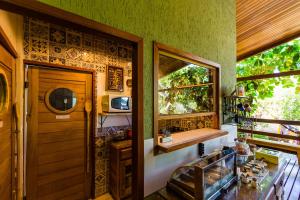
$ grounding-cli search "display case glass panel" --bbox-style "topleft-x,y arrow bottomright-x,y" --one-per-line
167,150 -> 237,200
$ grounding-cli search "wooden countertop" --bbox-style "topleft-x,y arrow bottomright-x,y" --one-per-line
111,139 -> 132,149
157,128 -> 228,153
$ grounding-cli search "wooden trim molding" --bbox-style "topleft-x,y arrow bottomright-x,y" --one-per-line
0,1 -> 145,199
0,25 -> 18,58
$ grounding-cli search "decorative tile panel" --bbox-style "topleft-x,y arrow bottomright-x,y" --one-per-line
95,126 -> 131,196
24,16 -> 133,75
158,114 -> 217,133
49,24 -> 66,44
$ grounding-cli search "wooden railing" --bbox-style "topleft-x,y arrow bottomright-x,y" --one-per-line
238,117 -> 300,143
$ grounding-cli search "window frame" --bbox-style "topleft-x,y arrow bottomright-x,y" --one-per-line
153,42 -> 221,154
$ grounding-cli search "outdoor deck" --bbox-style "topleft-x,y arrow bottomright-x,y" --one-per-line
283,156 -> 300,200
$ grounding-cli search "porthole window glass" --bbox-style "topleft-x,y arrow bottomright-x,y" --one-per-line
0,73 -> 8,113
47,88 -> 77,113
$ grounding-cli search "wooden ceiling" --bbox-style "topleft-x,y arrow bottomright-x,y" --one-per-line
237,0 -> 300,61
159,54 -> 189,78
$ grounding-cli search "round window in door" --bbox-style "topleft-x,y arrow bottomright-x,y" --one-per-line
0,71 -> 9,114
45,87 -> 78,114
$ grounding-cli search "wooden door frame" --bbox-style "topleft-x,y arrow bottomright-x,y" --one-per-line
0,1 -> 144,199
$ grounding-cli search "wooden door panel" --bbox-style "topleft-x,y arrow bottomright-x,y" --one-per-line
37,121 -> 85,133
38,157 -> 84,174
38,148 -> 84,165
27,67 -> 92,200
41,184 -> 85,200
38,112 -> 85,123
0,44 -> 15,200
39,82 -> 86,95
37,174 -> 85,197
38,139 -> 85,156
37,130 -> 85,144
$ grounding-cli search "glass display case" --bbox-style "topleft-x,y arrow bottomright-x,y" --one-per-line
167,150 -> 237,200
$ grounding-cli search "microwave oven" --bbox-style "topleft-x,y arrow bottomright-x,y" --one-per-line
102,95 -> 132,113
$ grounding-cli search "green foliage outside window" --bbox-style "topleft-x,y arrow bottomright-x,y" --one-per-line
159,64 -> 213,115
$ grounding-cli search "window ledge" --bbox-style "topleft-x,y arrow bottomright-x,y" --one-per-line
157,128 -> 228,153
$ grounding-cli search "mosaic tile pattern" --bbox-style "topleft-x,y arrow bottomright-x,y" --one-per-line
24,17 -> 133,74
23,16 -> 134,197
158,114 -> 218,133
95,126 -> 131,196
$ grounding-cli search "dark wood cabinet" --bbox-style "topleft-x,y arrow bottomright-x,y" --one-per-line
110,140 -> 132,200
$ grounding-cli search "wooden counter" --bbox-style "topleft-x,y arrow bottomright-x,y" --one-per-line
157,128 -> 228,153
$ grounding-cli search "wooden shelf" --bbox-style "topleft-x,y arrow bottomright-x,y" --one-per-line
157,128 -> 228,153
159,112 -> 216,120
100,112 -> 132,116
158,83 -> 213,92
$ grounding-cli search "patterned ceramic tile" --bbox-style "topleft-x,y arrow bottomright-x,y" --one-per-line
49,56 -> 66,65
118,46 -> 128,59
65,47 -> 82,61
95,53 -> 108,65
83,33 -> 94,49
49,43 -> 66,59
159,115 -> 216,132
81,62 -> 95,69
29,20 -> 49,40
50,25 -> 66,44
82,49 -> 94,63
67,31 -> 82,47
65,59 -> 81,67
107,40 -> 118,56
30,38 -> 48,54
95,64 -> 106,73
94,37 -> 106,51
30,54 -> 48,62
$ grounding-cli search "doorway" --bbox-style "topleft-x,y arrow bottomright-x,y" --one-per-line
0,2 -> 144,199
25,64 -> 94,199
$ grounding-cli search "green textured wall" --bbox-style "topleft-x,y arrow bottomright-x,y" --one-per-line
39,0 -> 236,139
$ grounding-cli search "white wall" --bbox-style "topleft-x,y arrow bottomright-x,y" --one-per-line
144,124 -> 237,196
96,67 -> 132,128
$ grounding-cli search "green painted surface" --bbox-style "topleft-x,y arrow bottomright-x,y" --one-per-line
39,0 -> 236,139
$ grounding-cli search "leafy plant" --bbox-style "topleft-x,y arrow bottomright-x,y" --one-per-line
237,38 -> 300,114
159,64 -> 213,115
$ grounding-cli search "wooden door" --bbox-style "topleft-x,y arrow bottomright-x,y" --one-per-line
26,66 -> 93,200
0,44 -> 16,199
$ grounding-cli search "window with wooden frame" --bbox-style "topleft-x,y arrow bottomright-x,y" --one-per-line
153,42 -> 227,154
